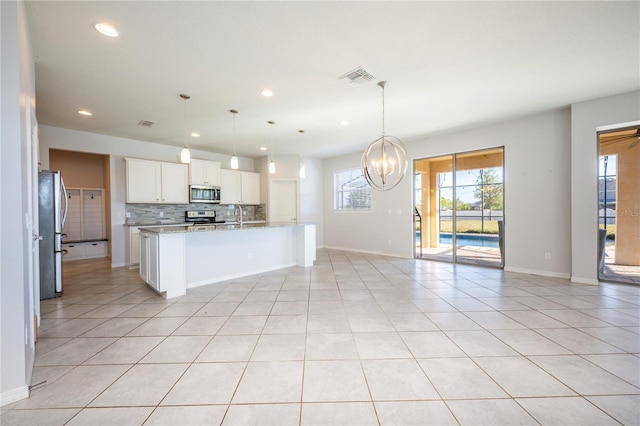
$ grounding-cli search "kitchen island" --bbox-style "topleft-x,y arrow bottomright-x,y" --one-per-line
138,222 -> 316,298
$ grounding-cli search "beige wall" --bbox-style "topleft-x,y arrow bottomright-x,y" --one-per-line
49,149 -> 106,188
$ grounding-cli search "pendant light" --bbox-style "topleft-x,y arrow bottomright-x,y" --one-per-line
179,94 -> 191,164
361,81 -> 407,191
230,109 -> 239,170
267,120 -> 276,174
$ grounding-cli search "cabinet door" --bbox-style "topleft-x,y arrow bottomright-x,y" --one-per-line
82,189 -> 104,240
139,233 -> 150,282
126,159 -> 162,203
241,172 -> 261,205
220,169 -> 242,204
62,189 -> 82,241
205,161 -> 221,186
130,228 -> 140,265
189,159 -> 206,185
148,233 -> 160,290
189,159 -> 221,186
160,163 -> 189,203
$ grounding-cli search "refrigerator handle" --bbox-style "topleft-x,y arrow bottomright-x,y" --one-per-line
61,176 -> 69,228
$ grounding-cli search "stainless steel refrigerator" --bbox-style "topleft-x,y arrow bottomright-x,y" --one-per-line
38,170 -> 68,299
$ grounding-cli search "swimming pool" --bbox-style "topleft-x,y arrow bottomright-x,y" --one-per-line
440,233 -> 498,248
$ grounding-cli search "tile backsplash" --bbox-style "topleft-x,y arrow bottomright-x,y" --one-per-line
125,203 -> 265,224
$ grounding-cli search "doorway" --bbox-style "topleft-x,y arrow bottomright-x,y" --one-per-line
414,147 -> 504,268
598,126 -> 640,284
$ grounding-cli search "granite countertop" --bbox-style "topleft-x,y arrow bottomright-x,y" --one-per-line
138,221 -> 304,235
124,221 -> 187,227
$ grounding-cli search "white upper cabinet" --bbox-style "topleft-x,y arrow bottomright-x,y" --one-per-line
126,158 -> 188,204
220,169 -> 260,205
189,159 -> 221,186
241,171 -> 260,205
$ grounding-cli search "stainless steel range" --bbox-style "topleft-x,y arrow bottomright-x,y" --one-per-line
185,210 -> 226,225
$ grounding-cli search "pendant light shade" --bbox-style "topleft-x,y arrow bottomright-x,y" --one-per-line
361,81 -> 407,191
268,160 -> 276,174
180,146 -> 191,163
230,109 -> 239,169
179,94 -> 191,164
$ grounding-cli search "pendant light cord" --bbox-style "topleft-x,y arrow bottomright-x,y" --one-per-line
232,110 -> 237,155
381,83 -> 385,138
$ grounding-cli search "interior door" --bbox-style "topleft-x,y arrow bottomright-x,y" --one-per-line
270,180 -> 298,223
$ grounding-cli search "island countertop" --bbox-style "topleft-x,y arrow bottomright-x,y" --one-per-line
137,222 -> 316,299
137,221 -> 304,234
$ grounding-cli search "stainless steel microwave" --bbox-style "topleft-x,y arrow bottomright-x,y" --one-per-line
189,184 -> 221,203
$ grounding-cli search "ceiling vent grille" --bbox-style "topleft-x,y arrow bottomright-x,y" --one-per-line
137,119 -> 155,127
339,66 -> 376,86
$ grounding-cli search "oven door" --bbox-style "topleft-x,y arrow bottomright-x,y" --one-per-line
189,185 -> 220,203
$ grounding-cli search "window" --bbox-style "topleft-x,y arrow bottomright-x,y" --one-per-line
334,168 -> 371,210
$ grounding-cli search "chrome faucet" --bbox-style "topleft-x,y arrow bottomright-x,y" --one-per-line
236,205 -> 243,224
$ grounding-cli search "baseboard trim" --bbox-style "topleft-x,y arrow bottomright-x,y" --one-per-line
322,245 -> 412,259
504,266 -> 571,280
571,276 -> 600,285
0,385 -> 29,407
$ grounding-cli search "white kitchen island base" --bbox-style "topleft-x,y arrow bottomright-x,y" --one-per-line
139,223 -> 316,299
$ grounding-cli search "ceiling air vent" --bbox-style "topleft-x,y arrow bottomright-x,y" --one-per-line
338,66 -> 376,87
137,119 -> 155,127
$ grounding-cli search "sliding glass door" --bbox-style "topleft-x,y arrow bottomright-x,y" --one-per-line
414,148 -> 504,267
598,127 -> 640,285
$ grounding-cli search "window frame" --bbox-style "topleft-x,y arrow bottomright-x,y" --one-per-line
333,167 -> 372,212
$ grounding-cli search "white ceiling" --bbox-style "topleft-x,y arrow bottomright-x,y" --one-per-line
25,1 -> 640,160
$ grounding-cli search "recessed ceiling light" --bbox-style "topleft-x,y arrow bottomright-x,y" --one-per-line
260,146 -> 268,151
191,132 -> 200,137
340,120 -> 349,126
93,22 -> 118,38
77,109 -> 92,116
261,89 -> 274,97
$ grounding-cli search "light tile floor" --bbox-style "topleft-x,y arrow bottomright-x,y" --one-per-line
2,249 -> 639,425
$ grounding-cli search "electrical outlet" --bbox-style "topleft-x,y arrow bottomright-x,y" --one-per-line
126,212 -> 131,218
159,212 -> 164,218
544,252 -> 551,260
247,252 -> 252,260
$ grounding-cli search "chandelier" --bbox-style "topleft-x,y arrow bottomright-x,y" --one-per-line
361,81 -> 407,191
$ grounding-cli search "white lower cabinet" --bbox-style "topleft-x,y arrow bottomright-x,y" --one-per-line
62,241 -> 107,261
139,231 -> 186,298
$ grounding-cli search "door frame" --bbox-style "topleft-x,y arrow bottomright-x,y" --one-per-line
413,146 -> 505,268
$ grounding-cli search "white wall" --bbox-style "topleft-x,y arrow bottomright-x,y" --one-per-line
570,91 -> 640,284
39,125 -> 255,267
324,108 -> 573,277
323,152 -> 413,257
1,0 -> 35,405
299,157 -> 324,247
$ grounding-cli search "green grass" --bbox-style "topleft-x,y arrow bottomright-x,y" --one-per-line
440,220 -> 500,234
599,224 -> 616,239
